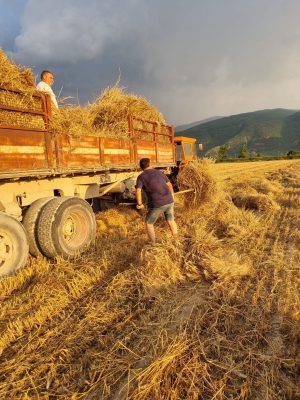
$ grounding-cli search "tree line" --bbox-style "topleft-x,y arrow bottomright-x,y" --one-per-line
216,144 -> 300,162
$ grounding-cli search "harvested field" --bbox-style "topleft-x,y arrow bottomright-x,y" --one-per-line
211,159 -> 300,182
0,159 -> 299,399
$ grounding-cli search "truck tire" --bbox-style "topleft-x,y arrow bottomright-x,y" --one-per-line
22,197 -> 54,257
0,213 -> 29,277
37,197 -> 96,258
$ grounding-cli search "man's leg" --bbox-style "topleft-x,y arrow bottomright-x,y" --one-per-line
145,208 -> 161,244
165,203 -> 178,237
167,220 -> 178,236
146,223 -> 156,243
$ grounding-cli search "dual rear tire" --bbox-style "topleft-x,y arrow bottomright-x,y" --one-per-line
35,197 -> 96,258
0,197 -> 96,277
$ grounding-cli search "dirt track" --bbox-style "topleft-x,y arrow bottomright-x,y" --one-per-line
0,159 -> 299,399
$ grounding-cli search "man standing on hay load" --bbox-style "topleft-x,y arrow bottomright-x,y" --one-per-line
36,70 -> 58,109
136,158 -> 178,244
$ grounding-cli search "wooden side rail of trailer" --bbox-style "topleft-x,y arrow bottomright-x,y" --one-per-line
0,89 -> 175,179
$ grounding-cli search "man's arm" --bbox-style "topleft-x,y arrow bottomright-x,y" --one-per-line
135,187 -> 143,206
166,181 -> 175,201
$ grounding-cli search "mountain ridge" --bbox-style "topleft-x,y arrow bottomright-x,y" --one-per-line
175,108 -> 300,156
175,116 -> 221,132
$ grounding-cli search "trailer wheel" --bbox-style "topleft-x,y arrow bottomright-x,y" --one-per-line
37,197 -> 96,258
0,213 -> 29,277
22,197 -> 54,257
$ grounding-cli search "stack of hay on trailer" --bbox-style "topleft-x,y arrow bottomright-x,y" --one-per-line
0,48 -> 35,91
0,49 -> 45,129
0,48 -> 168,139
50,86 -> 166,139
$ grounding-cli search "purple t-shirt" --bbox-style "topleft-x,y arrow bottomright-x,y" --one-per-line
136,169 -> 173,208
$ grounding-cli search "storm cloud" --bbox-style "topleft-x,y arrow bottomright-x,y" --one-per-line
2,0 -> 300,124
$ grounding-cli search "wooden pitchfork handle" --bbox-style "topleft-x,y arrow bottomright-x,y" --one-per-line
174,188 -> 195,196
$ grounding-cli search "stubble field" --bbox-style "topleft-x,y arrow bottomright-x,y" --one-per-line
0,159 -> 299,400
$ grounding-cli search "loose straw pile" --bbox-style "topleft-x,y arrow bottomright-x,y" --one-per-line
177,159 -> 218,207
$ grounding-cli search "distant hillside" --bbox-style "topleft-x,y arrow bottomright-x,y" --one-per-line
176,108 -> 300,156
175,116 -> 221,132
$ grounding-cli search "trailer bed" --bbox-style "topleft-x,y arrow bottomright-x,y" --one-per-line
0,88 -> 175,180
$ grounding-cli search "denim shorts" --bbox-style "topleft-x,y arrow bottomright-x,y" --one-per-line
146,203 -> 175,224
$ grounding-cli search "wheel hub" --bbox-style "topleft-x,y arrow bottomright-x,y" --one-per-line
63,216 -> 76,241
0,233 -> 13,267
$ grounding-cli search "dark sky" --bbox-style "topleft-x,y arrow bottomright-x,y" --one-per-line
1,0 -> 300,125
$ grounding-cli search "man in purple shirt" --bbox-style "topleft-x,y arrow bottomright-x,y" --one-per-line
135,158 -> 178,244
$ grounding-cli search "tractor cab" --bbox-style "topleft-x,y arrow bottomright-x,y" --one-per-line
174,136 -> 201,165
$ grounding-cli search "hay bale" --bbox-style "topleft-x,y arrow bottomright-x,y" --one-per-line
177,159 -> 217,207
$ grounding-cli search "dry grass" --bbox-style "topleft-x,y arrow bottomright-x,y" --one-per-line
0,161 -> 299,399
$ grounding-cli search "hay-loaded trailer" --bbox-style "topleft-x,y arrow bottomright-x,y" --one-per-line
0,87 -> 196,276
